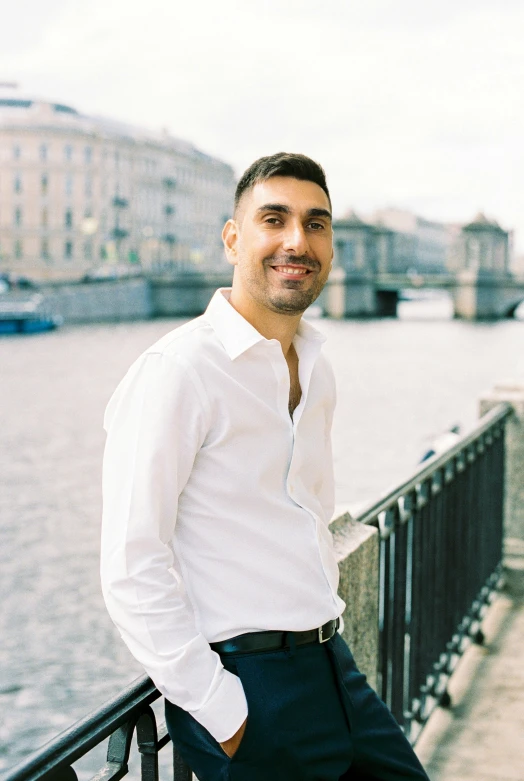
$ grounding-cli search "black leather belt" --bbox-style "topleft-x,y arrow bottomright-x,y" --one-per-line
210,618 -> 340,655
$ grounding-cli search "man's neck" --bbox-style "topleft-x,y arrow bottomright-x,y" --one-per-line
228,290 -> 301,357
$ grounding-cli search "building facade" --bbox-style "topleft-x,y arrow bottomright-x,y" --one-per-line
333,207 -> 471,277
0,85 -> 235,281
371,207 -> 461,274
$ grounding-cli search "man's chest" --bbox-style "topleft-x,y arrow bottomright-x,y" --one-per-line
199,356 -> 330,448
286,346 -> 302,416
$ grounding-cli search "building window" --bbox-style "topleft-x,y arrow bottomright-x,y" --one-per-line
41,239 -> 50,261
14,173 -> 22,193
41,173 -> 49,196
40,143 -> 48,161
13,144 -> 21,160
336,240 -> 355,269
14,207 -> 22,227
85,175 -> 92,197
112,195 -> 129,208
466,237 -> 480,269
65,174 -> 73,196
83,241 -> 93,261
42,207 -> 48,228
85,146 -> 93,164
64,144 -> 73,162
65,209 -> 73,229
64,241 -> 73,260
14,239 -> 23,259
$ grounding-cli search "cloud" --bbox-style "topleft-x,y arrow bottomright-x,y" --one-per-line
2,0 -> 523,246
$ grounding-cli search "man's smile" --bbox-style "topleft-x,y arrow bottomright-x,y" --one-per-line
270,265 -> 313,279
266,254 -> 321,283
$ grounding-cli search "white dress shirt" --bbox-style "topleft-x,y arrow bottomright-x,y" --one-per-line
101,288 -> 345,743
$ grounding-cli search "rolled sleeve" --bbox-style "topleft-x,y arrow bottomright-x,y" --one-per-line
187,665 -> 248,743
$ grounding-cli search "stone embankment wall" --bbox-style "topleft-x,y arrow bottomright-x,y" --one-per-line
41,278 -> 153,323
151,272 -> 232,317
39,274 -> 234,324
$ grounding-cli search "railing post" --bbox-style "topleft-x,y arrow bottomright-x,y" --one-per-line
480,383 -> 524,548
172,747 -> 192,781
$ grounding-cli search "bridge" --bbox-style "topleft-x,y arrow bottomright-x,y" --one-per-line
324,212 -> 524,319
146,212 -> 524,321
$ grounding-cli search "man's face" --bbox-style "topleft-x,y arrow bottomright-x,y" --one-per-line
223,176 -> 333,316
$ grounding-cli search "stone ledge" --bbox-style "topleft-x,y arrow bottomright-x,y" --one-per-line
330,510 -> 379,689
480,383 -> 524,542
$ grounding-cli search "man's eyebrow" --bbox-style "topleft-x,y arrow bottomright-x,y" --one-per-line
256,203 -> 291,215
255,204 -> 332,221
306,208 -> 332,221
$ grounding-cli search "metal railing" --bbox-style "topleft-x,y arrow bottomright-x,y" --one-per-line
1,677 -> 191,781
355,401 -> 511,743
1,402 -> 512,781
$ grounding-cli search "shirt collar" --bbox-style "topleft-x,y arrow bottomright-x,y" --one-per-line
204,288 -> 326,361
204,289 -> 266,360
294,315 -> 327,349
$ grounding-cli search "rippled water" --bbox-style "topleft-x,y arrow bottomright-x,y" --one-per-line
1,297 -> 523,772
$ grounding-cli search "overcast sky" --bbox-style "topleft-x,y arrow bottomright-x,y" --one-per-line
2,0 -> 522,249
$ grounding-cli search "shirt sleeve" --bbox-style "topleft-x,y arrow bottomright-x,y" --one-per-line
100,350 -> 248,742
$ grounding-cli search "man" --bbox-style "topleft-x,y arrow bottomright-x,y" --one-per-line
101,153 -> 430,780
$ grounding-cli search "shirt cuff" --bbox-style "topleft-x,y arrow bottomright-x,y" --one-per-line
187,667 -> 248,743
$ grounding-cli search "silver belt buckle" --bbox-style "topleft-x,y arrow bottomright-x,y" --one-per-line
318,623 -> 330,643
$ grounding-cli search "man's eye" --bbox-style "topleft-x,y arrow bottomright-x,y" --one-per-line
308,222 -> 324,230
265,217 -> 282,225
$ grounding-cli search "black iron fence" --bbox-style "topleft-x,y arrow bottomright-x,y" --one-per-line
356,401 -> 511,743
1,402 -> 512,781
0,676 -> 191,781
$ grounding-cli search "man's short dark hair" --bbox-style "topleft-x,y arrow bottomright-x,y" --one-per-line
234,152 -> 331,213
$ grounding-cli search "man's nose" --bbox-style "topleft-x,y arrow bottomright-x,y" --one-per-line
281,221 -> 309,256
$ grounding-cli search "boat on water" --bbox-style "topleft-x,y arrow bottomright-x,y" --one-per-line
0,294 -> 63,335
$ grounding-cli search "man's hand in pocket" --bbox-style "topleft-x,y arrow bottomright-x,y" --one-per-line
220,717 -> 248,758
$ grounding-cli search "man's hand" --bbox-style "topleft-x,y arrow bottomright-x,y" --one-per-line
219,717 -> 248,758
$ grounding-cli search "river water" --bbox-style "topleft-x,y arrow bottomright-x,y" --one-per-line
1,296 -> 523,773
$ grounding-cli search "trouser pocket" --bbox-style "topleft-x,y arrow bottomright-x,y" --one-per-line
165,699 -> 230,781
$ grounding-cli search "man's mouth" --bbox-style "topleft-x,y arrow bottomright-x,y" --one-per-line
269,265 -> 313,279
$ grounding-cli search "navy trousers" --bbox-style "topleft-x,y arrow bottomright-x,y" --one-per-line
165,633 -> 430,780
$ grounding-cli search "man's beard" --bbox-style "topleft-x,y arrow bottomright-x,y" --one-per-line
263,254 -> 324,315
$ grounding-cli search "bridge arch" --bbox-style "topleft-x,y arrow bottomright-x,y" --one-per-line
505,297 -> 524,319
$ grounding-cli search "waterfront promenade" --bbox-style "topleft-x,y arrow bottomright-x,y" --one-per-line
416,541 -> 524,780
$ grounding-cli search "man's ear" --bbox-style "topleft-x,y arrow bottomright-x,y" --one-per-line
222,219 -> 239,266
